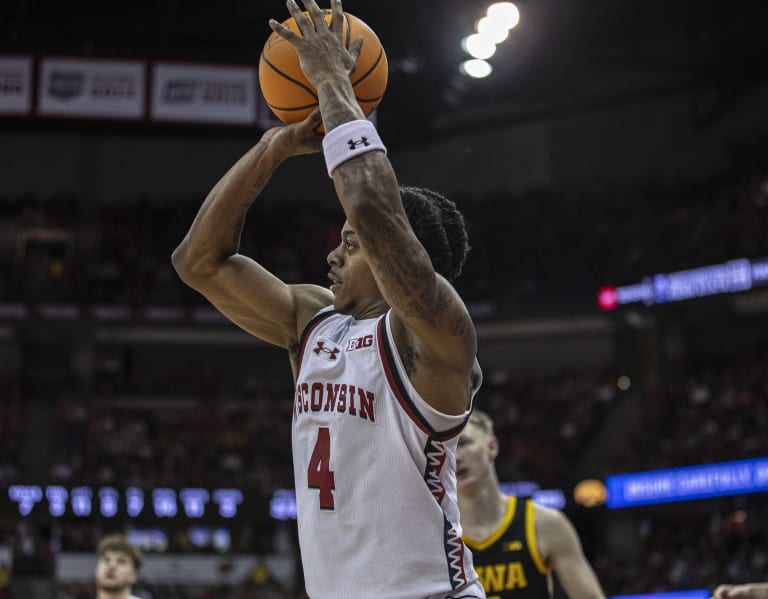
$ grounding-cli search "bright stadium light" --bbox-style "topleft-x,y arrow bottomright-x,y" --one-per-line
461,33 -> 497,60
487,2 -> 520,29
460,59 -> 493,78
477,15 -> 509,44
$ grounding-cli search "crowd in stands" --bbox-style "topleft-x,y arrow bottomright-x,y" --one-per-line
0,165 -> 766,318
478,370 -> 617,488
593,498 -> 768,595
51,390 -> 295,492
609,348 -> 768,474
0,372 -> 21,487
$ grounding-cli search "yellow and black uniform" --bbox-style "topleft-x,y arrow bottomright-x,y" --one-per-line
463,496 -> 551,599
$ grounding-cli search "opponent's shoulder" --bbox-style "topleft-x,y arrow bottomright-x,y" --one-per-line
532,502 -> 575,544
533,503 -> 571,533
533,503 -> 584,560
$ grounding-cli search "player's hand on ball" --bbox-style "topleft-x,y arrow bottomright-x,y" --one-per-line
270,0 -> 363,88
264,109 -> 324,158
259,0 -> 387,124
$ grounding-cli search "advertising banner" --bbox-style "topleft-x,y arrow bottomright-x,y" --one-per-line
37,57 -> 145,119
56,553 -> 294,585
151,63 -> 257,125
0,55 -> 33,115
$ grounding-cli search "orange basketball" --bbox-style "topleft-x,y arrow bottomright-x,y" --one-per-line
258,11 -> 388,124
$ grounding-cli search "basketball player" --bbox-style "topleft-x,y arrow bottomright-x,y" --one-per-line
172,0 -> 484,597
94,533 -> 143,599
713,584 -> 768,599
457,411 -> 605,599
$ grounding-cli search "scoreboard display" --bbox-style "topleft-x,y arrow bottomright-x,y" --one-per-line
3,484 -> 256,523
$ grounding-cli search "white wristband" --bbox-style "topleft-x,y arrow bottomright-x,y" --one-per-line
322,119 -> 387,177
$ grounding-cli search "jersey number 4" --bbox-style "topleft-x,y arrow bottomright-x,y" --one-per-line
308,427 -> 336,510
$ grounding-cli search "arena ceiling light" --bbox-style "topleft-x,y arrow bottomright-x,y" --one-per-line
459,59 -> 493,79
486,2 -> 521,30
476,15 -> 510,44
461,33 -> 497,60
458,2 -> 519,78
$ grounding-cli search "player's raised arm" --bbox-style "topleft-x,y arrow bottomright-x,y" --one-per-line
172,112 -> 332,364
270,0 -> 477,414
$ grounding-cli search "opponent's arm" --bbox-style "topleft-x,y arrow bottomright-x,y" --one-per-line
271,0 -> 476,413
172,112 -> 332,356
536,507 -> 606,599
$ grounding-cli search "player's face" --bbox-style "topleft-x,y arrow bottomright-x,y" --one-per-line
95,549 -> 136,593
327,222 -> 385,315
456,422 -> 497,490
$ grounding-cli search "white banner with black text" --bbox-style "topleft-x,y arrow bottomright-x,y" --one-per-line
37,57 -> 145,119
0,55 -> 33,115
151,63 -> 257,125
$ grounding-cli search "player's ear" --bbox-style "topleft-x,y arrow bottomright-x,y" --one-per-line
489,435 -> 499,459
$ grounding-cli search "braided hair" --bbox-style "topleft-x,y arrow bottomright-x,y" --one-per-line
399,185 -> 470,282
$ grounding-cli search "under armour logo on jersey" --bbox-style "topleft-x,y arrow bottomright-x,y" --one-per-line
347,137 -> 370,150
313,340 -> 340,360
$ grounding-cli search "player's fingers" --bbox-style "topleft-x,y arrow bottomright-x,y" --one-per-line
285,0 -> 313,36
330,0 -> 344,36
299,0 -> 325,30
269,19 -> 300,42
349,37 -> 364,64
330,0 -> 343,16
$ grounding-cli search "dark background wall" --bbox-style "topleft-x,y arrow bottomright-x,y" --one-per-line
3,83 -> 767,203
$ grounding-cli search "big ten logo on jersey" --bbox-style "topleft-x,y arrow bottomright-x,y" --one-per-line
345,334 -> 373,351
476,562 -> 528,595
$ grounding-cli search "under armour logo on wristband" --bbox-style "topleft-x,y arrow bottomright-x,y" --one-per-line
347,137 -> 370,150
323,120 -> 387,177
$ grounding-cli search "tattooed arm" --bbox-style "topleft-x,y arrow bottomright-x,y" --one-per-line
172,112 -> 332,372
333,152 -> 478,415
271,0 -> 477,414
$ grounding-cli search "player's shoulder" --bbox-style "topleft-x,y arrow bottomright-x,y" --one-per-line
532,503 -> 574,537
293,284 -> 334,324
293,282 -> 333,305
532,502 -> 585,559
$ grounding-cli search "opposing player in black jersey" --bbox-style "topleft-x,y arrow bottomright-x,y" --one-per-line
457,410 -> 605,599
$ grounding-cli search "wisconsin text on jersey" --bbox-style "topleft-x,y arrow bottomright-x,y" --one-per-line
293,333 -> 377,420
293,380 -> 376,421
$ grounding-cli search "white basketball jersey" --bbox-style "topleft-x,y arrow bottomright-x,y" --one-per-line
292,307 -> 482,599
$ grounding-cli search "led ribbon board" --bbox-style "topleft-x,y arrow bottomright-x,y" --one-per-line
605,457 -> 768,508
611,589 -> 710,599
598,257 -> 768,310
